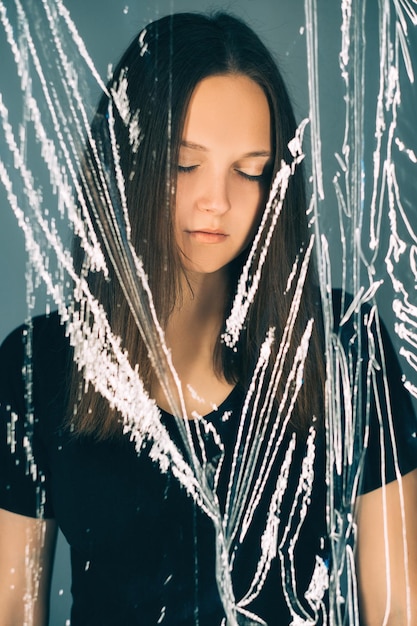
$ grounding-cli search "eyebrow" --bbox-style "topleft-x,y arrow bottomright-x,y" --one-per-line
180,140 -> 271,159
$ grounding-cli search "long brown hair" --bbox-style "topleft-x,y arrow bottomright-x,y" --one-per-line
69,12 -> 325,438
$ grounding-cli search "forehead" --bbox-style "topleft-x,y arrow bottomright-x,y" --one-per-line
181,74 -> 271,152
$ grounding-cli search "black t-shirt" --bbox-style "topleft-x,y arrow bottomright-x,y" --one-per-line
1,295 -> 416,625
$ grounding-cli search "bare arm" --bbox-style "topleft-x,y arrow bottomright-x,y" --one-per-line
356,468 -> 417,626
0,508 -> 57,626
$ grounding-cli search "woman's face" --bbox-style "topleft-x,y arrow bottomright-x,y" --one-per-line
175,74 -> 272,276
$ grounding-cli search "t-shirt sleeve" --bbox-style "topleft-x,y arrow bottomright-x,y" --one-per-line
360,310 -> 417,494
0,323 -> 54,518
331,290 -> 417,496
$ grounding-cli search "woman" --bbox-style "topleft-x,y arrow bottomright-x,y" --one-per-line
0,11 -> 416,626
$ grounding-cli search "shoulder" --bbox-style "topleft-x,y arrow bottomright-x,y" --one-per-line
329,288 -> 398,364
0,310 -> 65,355
330,287 -> 375,337
329,289 -> 417,490
0,313 -> 67,519
1,310 -> 68,366
0,311 -> 70,408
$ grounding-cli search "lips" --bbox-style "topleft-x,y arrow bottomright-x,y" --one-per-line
186,229 -> 228,243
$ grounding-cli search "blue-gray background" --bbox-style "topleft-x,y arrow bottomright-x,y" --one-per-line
0,1 -> 415,624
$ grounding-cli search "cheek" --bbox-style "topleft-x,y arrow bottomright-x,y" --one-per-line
174,181 -> 188,225
230,176 -> 265,209
235,203 -> 264,255
232,184 -> 265,227
174,178 -> 198,228
243,209 -> 262,245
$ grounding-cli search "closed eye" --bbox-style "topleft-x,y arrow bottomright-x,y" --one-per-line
235,170 -> 265,182
178,165 -> 198,173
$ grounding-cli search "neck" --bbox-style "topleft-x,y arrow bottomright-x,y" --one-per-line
151,267 -> 235,418
175,268 -> 229,322
166,268 -> 228,354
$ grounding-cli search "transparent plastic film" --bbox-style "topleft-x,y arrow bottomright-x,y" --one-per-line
0,1 -> 416,625
306,0 -> 417,624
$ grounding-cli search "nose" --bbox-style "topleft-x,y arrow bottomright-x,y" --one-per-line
196,170 -> 231,215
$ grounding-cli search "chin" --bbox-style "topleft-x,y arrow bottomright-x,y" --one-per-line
183,261 -> 230,277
